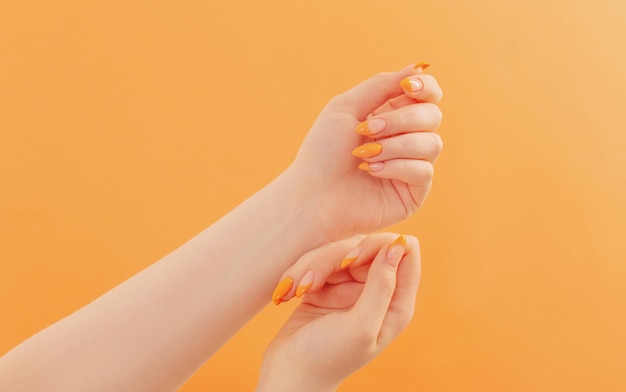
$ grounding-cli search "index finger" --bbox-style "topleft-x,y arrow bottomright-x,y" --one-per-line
272,233 -> 402,304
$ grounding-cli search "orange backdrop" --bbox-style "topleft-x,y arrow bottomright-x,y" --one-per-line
1,1 -> 625,391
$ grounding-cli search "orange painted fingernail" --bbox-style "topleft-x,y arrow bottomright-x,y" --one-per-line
295,283 -> 312,298
272,277 -> 293,305
358,162 -> 385,172
355,118 -> 386,136
341,256 -> 357,269
391,234 -> 407,247
400,77 -> 424,92
341,247 -> 362,269
414,62 -> 430,71
296,271 -> 315,298
352,142 -> 382,158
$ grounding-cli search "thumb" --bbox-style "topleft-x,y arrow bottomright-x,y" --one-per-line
351,235 -> 406,335
327,68 -> 415,121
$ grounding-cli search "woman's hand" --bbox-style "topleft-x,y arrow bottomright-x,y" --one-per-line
283,64 -> 443,241
257,233 -> 421,392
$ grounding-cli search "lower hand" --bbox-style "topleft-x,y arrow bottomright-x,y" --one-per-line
257,233 -> 421,392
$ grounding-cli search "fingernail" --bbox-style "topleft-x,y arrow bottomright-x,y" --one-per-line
358,162 -> 385,172
355,118 -> 386,136
387,234 -> 407,267
296,271 -> 315,298
341,247 -> 363,269
414,62 -> 430,71
400,77 -> 424,92
352,142 -> 383,158
272,277 -> 293,305
391,234 -> 407,247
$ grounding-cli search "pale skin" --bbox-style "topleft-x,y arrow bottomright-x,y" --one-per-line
257,233 -> 421,392
0,64 -> 442,391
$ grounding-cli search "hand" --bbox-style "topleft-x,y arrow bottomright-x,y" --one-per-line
283,64 -> 443,241
257,233 -> 421,392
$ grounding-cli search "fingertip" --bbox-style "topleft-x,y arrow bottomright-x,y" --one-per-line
400,76 -> 424,94
401,74 -> 443,104
355,118 -> 386,136
272,277 -> 294,305
340,246 -> 363,269
295,270 -> 315,298
405,234 -> 420,253
414,62 -> 431,72
358,161 -> 385,173
386,235 -> 407,268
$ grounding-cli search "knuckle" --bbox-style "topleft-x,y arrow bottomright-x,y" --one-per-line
375,71 -> 393,81
430,133 -> 444,154
368,72 -> 393,90
428,103 -> 443,127
420,162 -> 435,181
326,94 -> 346,110
398,108 -> 413,130
422,75 -> 443,102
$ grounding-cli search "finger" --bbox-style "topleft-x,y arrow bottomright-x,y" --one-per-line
326,260 -> 374,285
357,103 -> 443,139
378,235 -> 421,346
327,68 -> 416,121
359,159 -> 434,187
276,233 -> 402,303
337,233 -> 402,271
325,269 -> 356,284
300,281 -> 364,310
399,74 -> 443,103
351,235 -> 407,336
358,160 -> 434,208
272,233 -> 401,304
371,95 -> 416,116
371,74 -> 443,117
272,236 -> 364,304
352,132 -> 444,164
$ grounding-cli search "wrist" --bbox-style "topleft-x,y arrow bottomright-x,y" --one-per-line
270,167 -> 335,245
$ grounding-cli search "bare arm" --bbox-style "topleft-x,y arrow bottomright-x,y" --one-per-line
0,173 -> 323,391
0,64 -> 442,392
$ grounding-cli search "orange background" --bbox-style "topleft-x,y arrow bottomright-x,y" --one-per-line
1,1 -> 625,391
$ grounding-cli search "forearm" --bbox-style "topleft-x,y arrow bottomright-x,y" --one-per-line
0,169 -> 327,392
256,359 -> 338,392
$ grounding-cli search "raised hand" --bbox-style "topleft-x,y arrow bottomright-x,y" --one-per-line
283,64 -> 443,241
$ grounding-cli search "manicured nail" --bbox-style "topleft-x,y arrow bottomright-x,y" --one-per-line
414,62 -> 430,71
400,77 -> 424,92
358,162 -> 385,172
341,247 -> 363,269
355,118 -> 386,136
296,271 -> 315,298
387,234 -> 407,267
272,277 -> 293,305
352,142 -> 382,158
391,234 -> 407,247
